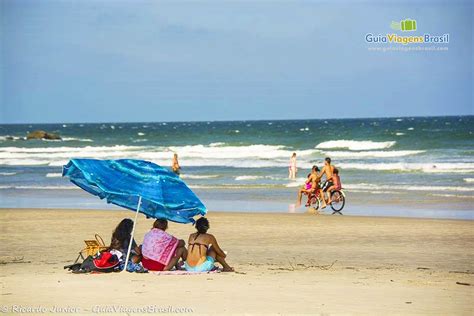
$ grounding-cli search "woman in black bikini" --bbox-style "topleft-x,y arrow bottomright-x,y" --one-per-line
184,217 -> 234,272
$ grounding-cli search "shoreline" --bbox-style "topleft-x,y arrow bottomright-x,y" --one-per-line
1,205 -> 473,221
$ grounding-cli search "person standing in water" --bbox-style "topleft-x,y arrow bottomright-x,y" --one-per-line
289,152 -> 297,180
171,153 -> 181,175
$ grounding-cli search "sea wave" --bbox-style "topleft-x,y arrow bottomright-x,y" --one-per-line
234,175 -> 288,181
61,137 -> 94,142
315,140 -> 396,151
285,178 -> 307,187
324,150 -> 425,158
0,136 -> 25,141
0,143 -> 307,168
0,159 -> 51,166
61,137 -> 93,143
167,144 -> 316,159
339,162 -> 474,173
343,183 -> 474,192
464,178 -> 474,183
235,175 -> 264,181
1,144 -> 472,174
0,185 -> 77,190
181,174 -> 220,179
0,145 -> 146,153
46,173 -> 62,178
188,184 -> 282,189
429,194 -> 474,199
209,142 -> 226,147
0,172 -> 16,176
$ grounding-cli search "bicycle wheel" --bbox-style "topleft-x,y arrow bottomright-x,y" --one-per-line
313,197 -> 320,210
330,190 -> 345,213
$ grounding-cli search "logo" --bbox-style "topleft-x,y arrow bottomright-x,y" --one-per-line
390,19 -> 417,32
365,18 -> 449,45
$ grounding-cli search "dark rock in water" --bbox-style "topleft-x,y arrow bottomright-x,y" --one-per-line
26,130 -> 61,140
5,136 -> 14,140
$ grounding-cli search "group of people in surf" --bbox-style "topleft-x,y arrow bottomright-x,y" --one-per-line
294,156 -> 341,208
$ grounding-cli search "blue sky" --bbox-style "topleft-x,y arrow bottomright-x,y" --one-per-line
1,0 -> 472,123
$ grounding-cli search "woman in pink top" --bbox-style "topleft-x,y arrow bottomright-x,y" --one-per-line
141,219 -> 187,271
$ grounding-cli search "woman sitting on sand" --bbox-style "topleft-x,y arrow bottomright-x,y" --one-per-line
185,217 -> 234,272
141,218 -> 187,271
109,218 -> 141,263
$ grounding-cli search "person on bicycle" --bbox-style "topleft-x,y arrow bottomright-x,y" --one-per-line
296,165 -> 320,207
318,157 -> 335,209
326,168 -> 341,204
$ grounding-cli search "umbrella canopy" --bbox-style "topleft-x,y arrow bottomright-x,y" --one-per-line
62,158 -> 207,224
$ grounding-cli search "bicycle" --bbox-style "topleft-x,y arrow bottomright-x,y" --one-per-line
306,186 -> 346,215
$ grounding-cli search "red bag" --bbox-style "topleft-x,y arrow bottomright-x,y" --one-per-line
92,251 -> 120,271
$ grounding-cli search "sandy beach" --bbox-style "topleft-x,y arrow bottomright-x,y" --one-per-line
0,209 -> 472,315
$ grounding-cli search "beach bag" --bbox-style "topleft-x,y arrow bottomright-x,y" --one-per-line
83,234 -> 109,257
79,251 -> 120,273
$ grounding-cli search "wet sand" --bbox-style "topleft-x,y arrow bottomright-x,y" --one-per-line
0,209 -> 473,315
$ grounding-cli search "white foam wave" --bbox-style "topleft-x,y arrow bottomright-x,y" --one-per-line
0,144 -> 315,168
0,136 -> 25,141
189,184 -> 273,189
235,175 -> 290,181
285,178 -> 307,187
180,174 -> 220,179
339,162 -> 474,173
395,133 -> 405,136
324,150 -> 425,158
316,140 -> 396,151
46,173 -> 62,178
344,183 -> 474,192
209,142 -> 226,147
167,144 -> 316,160
1,144 -> 472,174
355,190 -> 402,195
0,185 -> 77,190
430,194 -> 474,199
0,159 -> 50,166
0,145 -> 146,153
0,172 -> 16,176
61,137 -> 93,142
235,175 -> 263,181
463,178 -> 474,183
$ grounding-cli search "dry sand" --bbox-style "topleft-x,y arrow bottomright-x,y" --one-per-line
0,209 -> 473,315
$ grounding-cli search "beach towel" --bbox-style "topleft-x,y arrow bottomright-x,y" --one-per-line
151,270 -> 220,275
142,228 -> 179,265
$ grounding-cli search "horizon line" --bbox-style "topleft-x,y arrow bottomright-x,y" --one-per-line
0,114 -> 472,126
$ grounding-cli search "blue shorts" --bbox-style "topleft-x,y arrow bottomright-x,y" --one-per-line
184,256 -> 216,272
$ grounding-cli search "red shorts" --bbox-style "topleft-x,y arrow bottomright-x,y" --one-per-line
141,257 -> 166,271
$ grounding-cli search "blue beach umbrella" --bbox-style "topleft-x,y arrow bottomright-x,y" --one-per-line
62,158 -> 207,269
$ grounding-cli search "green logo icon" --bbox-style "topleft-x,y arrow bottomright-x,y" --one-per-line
391,19 -> 417,32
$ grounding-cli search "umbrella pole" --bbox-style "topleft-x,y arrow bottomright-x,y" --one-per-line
122,196 -> 142,272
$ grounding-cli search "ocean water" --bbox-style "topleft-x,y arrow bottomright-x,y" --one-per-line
0,116 -> 473,219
